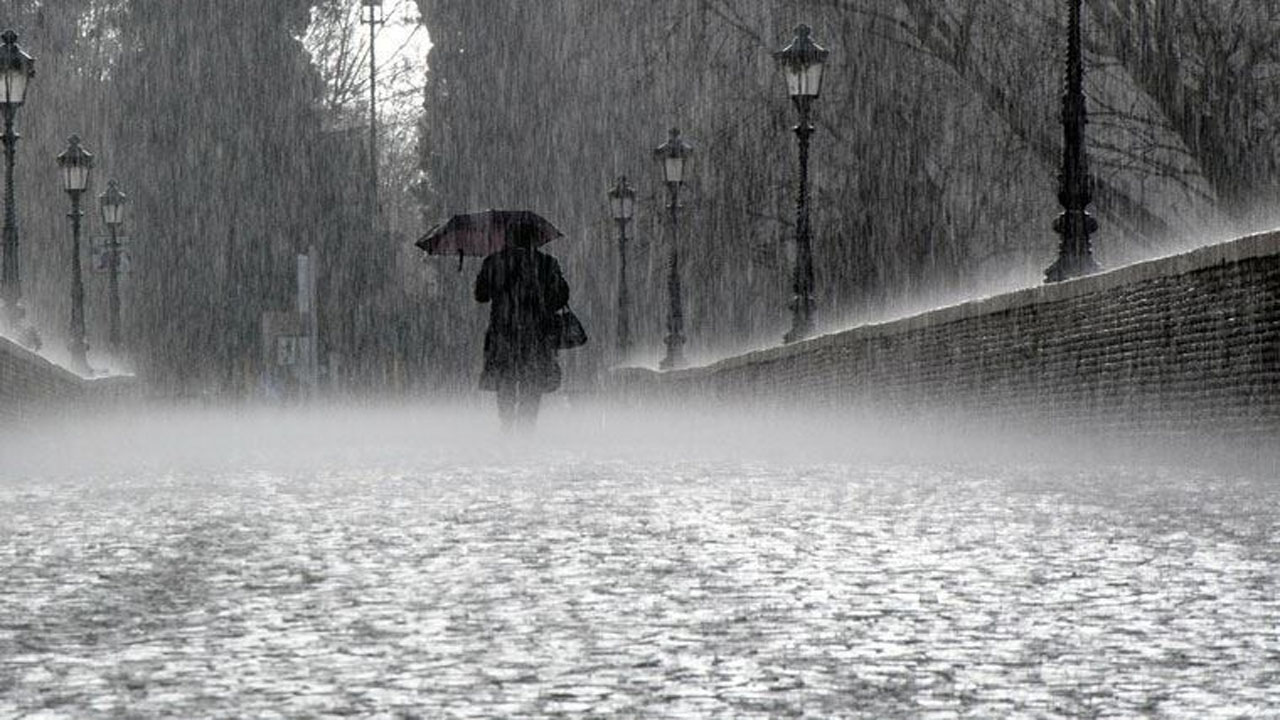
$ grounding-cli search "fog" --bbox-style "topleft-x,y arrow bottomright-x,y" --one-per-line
3,400 -> 1275,480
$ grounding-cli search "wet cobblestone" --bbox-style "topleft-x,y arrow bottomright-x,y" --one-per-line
1,409 -> 1278,717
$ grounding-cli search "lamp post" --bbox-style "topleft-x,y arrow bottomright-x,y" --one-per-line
98,179 -> 127,353
0,29 -> 35,336
654,128 -> 693,371
775,24 -> 828,344
608,175 -> 636,359
361,0 -> 383,228
1044,0 -> 1099,283
57,135 -> 93,375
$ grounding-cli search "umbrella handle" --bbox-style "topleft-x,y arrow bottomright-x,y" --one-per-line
457,248 -> 464,272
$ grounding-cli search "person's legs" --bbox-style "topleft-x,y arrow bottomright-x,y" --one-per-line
509,376 -> 540,429
496,380 -> 518,430
516,387 -> 542,428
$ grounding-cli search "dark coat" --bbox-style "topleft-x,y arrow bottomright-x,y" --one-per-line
474,247 -> 570,392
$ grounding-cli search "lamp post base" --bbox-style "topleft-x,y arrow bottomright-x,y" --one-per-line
1043,254 -> 1099,284
784,295 -> 814,344
783,324 -> 811,345
14,320 -> 41,351
659,335 -> 686,371
68,338 -> 91,376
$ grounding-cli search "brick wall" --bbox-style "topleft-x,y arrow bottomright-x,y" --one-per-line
615,231 -> 1280,436
0,338 -> 136,423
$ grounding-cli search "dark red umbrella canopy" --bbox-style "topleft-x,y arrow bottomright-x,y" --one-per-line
416,210 -> 563,258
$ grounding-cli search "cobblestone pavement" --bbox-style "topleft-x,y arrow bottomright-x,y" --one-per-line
1,407 -> 1278,717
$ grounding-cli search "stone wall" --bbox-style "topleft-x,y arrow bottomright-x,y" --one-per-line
615,230 -> 1280,437
0,337 -> 136,423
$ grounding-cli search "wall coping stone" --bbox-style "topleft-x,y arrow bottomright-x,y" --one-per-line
1,335 -> 85,384
2,335 -> 139,418
2,335 -> 136,385
656,229 -> 1280,381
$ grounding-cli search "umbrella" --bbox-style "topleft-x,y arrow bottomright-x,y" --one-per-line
416,210 -> 563,269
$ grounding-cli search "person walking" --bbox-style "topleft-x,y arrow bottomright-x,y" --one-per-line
474,222 -> 570,429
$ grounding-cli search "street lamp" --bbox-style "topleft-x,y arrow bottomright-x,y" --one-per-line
608,175 -> 636,359
362,0 -> 383,228
0,29 -> 35,337
653,127 -> 693,371
98,179 -> 127,353
57,135 -> 93,374
1044,0 -> 1099,283
775,24 -> 828,344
